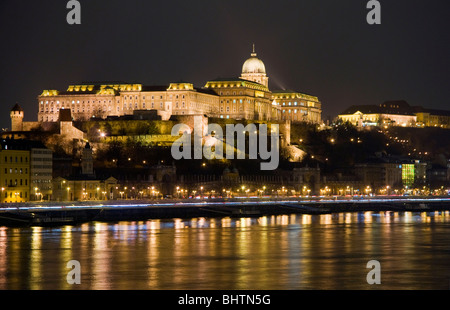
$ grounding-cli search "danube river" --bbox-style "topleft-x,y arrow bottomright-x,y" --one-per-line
1,211 -> 449,290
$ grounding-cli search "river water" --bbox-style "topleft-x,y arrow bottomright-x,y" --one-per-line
1,211 -> 450,290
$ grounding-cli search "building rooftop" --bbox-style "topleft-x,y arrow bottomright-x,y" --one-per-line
340,101 -> 450,117
11,103 -> 23,112
0,138 -> 48,151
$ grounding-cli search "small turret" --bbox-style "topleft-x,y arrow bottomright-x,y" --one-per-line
10,103 -> 24,132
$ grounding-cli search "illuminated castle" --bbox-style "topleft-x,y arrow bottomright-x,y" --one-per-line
35,47 -> 322,124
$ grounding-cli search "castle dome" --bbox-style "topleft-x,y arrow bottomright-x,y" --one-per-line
242,45 -> 266,74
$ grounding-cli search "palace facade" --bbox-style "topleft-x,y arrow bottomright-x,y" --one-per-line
36,48 -> 322,124
338,100 -> 450,128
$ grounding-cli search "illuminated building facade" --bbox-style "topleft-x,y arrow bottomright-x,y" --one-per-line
204,78 -> 276,121
339,100 -> 450,128
30,147 -> 53,201
272,91 -> 322,123
36,47 -> 322,124
0,139 -> 53,203
0,141 -> 30,203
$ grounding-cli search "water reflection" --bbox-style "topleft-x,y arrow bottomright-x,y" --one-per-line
0,211 -> 449,289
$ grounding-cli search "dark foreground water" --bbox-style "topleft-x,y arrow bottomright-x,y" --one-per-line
1,211 -> 450,290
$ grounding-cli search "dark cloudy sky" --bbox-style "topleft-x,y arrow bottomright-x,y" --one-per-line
0,0 -> 448,128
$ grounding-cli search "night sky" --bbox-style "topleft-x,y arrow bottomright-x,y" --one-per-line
0,0 -> 448,128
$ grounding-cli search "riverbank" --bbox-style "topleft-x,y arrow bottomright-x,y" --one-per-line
1,196 -> 449,227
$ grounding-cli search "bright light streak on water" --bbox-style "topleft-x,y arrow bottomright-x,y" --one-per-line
0,211 -> 450,290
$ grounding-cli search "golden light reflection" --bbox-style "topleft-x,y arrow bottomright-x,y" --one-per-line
320,214 -> 332,225
221,217 -> 231,228
1,210 -> 449,290
191,218 -> 198,228
30,226 -> 42,290
301,214 -> 312,225
236,219 -> 251,289
237,217 -> 252,227
147,222 -> 160,288
147,219 -> 161,230
0,227 -> 8,290
259,216 -> 268,226
93,222 -> 111,290
364,211 -> 373,223
210,218 -> 217,228
276,215 -> 289,226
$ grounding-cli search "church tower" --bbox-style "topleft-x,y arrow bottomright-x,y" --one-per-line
81,142 -> 94,176
240,44 -> 269,88
10,103 -> 24,132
